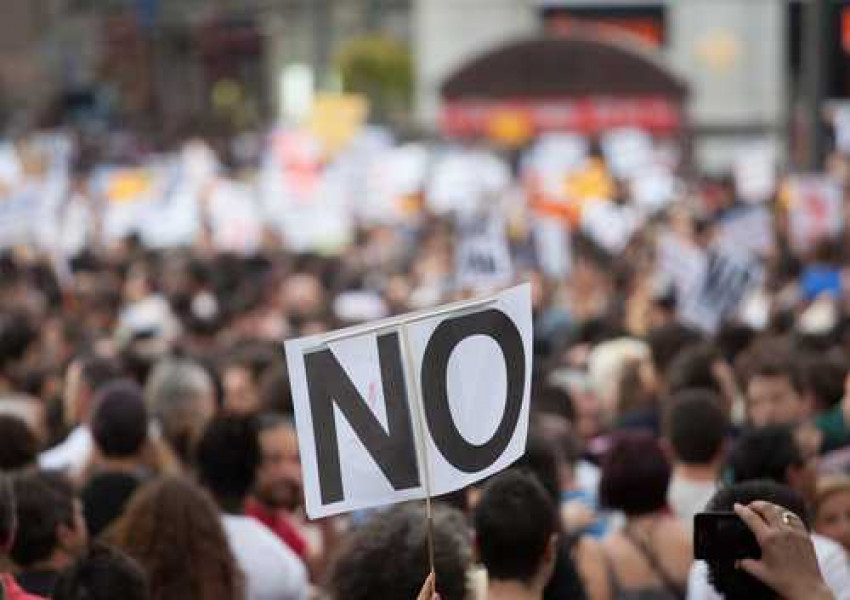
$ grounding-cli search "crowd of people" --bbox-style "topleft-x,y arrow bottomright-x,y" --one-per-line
1,122 -> 850,600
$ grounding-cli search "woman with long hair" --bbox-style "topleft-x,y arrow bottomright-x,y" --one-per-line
107,476 -> 245,600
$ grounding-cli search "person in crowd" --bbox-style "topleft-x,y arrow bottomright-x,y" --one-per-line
475,470 -> 559,600
740,349 -> 810,429
665,344 -> 741,421
645,323 -> 704,397
51,543 -> 148,600
598,431 -> 692,599
663,390 -> 729,523
511,429 -> 596,600
688,425 -> 850,599
9,472 -> 88,597
82,380 -> 150,538
815,371 -> 850,455
813,476 -> 850,553
220,345 -> 276,415
108,476 -> 245,600
725,425 -> 817,507
144,356 -> 217,468
0,414 -> 38,472
247,414 -> 313,565
195,413 -> 308,600
325,502 -> 471,600
0,473 -> 45,600
39,353 -> 122,477
699,480 -> 837,600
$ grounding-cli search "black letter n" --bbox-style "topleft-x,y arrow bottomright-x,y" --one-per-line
304,332 -> 420,505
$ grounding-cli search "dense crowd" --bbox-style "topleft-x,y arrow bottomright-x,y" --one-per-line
1,125 -> 850,600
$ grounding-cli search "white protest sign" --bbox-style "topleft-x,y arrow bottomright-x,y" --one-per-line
680,246 -> 763,334
580,201 -> 641,254
206,178 -> 264,255
733,141 -> 777,204
786,175 -> 843,254
834,105 -> 850,155
716,205 -> 776,256
601,128 -> 653,179
285,284 -> 533,519
455,213 -> 514,291
0,183 -> 42,249
427,149 -> 511,217
534,215 -> 572,279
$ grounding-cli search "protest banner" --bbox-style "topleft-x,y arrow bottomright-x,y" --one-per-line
715,205 -> 775,256
785,175 -> 843,254
733,141 -> 777,204
455,213 -> 514,292
601,127 -> 654,180
680,246 -> 763,334
285,284 -> 532,520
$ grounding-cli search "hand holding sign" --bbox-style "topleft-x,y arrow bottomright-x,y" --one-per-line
285,284 -> 533,519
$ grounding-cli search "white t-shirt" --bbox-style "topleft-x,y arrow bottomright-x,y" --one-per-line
222,515 -> 308,600
39,425 -> 92,476
668,475 -> 718,526
687,533 -> 850,600
222,514 -> 308,600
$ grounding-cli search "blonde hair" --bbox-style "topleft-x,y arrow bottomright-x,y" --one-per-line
814,475 -> 850,517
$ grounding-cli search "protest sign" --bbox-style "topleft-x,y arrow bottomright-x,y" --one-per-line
601,128 -> 654,180
285,284 -> 532,519
455,213 -> 513,291
785,175 -> 843,254
427,149 -> 511,217
715,205 -> 775,256
733,141 -> 777,204
680,246 -> 763,334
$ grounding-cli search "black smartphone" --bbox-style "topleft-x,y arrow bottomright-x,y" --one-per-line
694,512 -> 761,560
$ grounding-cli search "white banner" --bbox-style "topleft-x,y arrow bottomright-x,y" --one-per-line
285,284 -> 533,519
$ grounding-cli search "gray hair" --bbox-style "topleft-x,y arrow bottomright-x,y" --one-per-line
145,358 -> 215,462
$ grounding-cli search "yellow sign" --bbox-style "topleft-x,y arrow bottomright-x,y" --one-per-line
106,170 -> 153,203
306,94 -> 368,158
487,109 -> 534,147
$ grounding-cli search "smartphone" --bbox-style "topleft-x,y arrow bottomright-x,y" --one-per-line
694,512 -> 761,560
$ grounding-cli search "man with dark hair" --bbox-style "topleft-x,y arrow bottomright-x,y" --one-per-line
0,473 -> 44,599
40,354 -> 122,477
700,480 -> 809,600
646,322 -> 704,392
475,470 -> 558,600
247,414 -> 309,561
51,543 -> 148,600
663,390 -> 729,523
10,472 -> 88,597
742,350 -> 810,428
688,426 -> 850,600
196,414 -> 307,600
666,344 -> 738,418
81,380 -> 150,537
0,414 -> 38,472
726,425 -> 815,505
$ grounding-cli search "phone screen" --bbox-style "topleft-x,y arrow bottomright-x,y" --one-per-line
694,512 -> 761,560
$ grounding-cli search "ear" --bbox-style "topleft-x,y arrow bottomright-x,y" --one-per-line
56,522 -> 75,553
471,530 -> 481,564
542,532 -> 558,567
659,437 -> 676,462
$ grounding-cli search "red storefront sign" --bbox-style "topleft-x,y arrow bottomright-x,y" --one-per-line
441,96 -> 682,137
